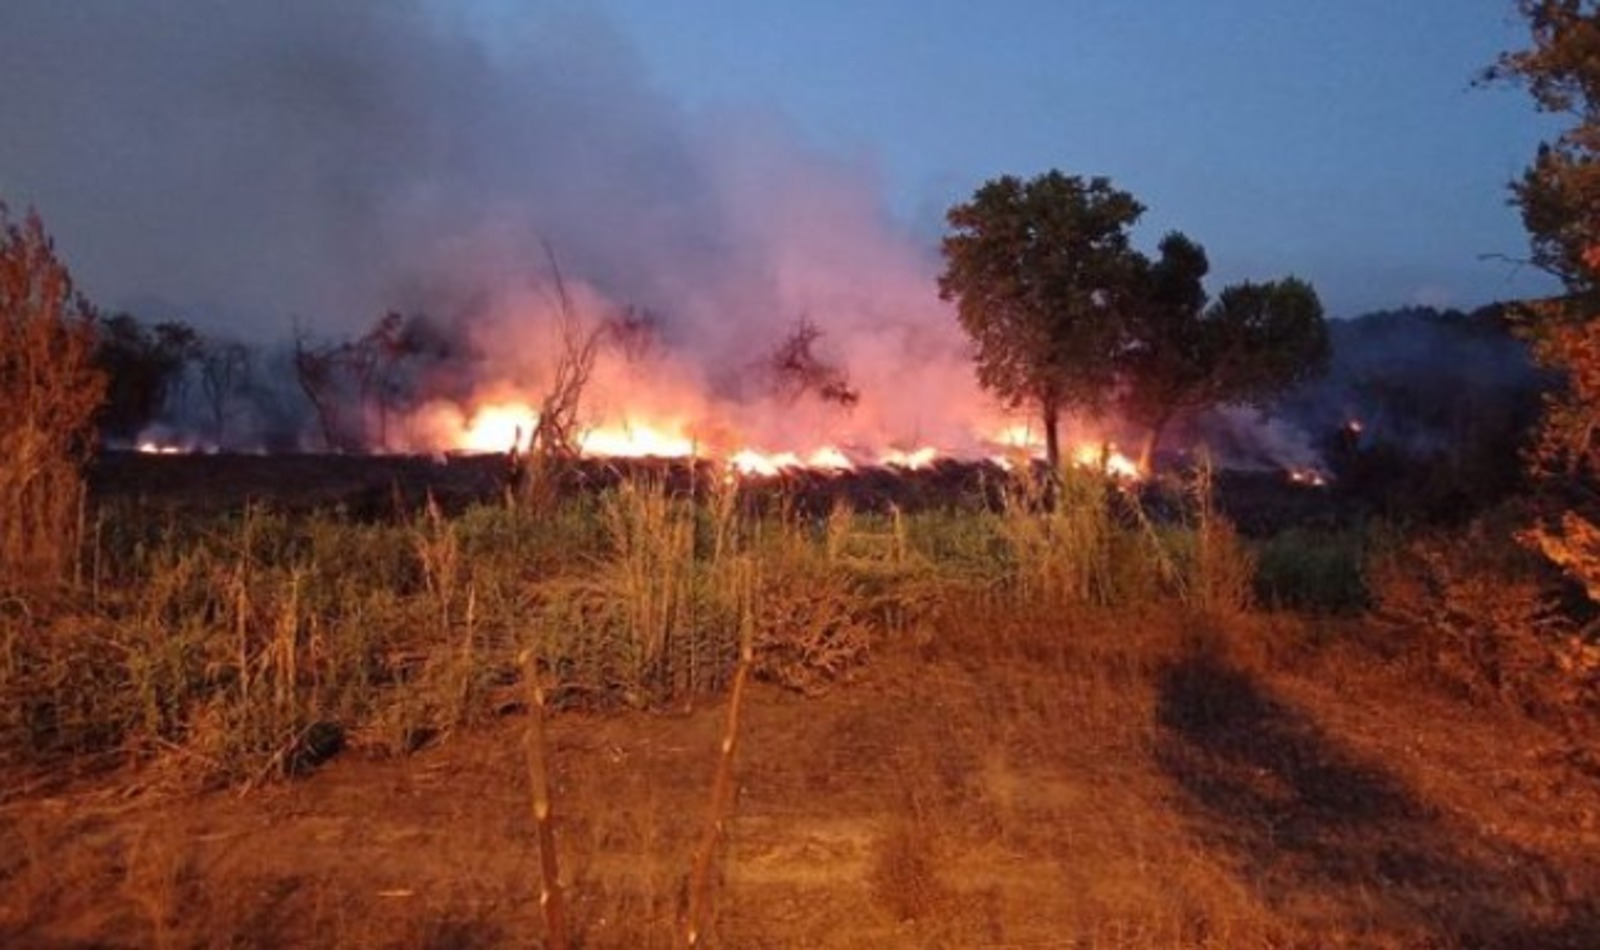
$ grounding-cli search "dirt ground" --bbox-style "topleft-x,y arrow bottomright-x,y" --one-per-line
4,610 -> 1598,948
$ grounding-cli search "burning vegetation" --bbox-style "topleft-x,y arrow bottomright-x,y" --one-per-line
5,4 -> 1600,947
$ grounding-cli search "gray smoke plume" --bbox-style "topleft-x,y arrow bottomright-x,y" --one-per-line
1,1 -> 1015,457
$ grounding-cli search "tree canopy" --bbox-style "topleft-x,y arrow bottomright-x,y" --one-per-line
1487,0 -> 1600,311
940,171 -> 1328,471
1120,237 -> 1329,468
93,312 -> 201,441
939,172 -> 1146,468
1490,1 -> 1600,479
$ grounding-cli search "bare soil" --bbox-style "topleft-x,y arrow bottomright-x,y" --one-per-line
4,609 -> 1597,948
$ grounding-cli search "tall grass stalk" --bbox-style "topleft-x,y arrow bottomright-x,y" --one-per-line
683,564 -> 755,947
520,649 -> 569,950
997,466 -> 1117,605
1187,457 -> 1255,615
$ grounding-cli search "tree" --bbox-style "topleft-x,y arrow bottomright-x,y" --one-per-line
1492,3 -> 1600,615
769,317 -> 859,407
92,312 -> 202,441
199,339 -> 253,448
1121,235 -> 1329,469
940,172 -> 1146,469
1489,2 -> 1600,478
1118,232 -> 1214,467
1485,1 -> 1600,312
292,311 -> 453,452
0,204 -> 106,584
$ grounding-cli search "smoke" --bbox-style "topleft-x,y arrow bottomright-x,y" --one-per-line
0,3 -> 716,328
14,2 -> 1493,473
1,0 -> 1028,456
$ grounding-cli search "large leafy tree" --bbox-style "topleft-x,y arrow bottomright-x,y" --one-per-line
93,312 -> 202,441
1122,234 -> 1329,468
1119,233 -> 1212,466
942,173 -> 1329,471
1487,0 -> 1600,312
1488,1 -> 1600,483
1492,2 -> 1600,610
939,172 -> 1145,468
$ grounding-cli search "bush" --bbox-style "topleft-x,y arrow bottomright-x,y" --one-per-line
1370,512 -> 1591,715
1253,528 -> 1369,614
0,205 -> 106,586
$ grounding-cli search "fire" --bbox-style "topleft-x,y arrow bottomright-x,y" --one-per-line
1071,444 -> 1142,480
723,445 -> 859,476
580,421 -> 696,459
458,402 -> 537,453
420,391 -> 1145,482
807,446 -> 853,470
731,450 -> 790,476
136,441 -> 185,455
983,423 -> 1143,480
879,446 -> 938,469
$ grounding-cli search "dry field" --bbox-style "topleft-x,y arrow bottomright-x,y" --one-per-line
2,455 -> 1597,948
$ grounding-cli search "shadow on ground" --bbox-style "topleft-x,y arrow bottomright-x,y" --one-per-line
1156,646 -> 1599,947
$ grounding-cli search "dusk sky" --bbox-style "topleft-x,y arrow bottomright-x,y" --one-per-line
589,0 -> 1560,314
0,1 -> 1563,335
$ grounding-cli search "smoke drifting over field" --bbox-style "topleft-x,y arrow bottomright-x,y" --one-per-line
1,1 -> 1027,459
4,2 -> 1532,476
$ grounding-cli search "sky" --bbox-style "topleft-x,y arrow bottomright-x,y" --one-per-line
0,0 -> 1562,336
588,0 -> 1560,315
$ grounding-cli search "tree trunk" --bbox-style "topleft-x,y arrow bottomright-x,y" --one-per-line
1138,409 -> 1175,474
1042,400 -> 1061,471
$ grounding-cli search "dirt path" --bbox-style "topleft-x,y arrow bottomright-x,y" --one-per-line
4,614 -> 1598,948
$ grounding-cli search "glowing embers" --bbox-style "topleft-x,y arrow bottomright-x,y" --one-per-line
878,446 -> 939,469
1287,467 -> 1329,488
135,441 -> 186,455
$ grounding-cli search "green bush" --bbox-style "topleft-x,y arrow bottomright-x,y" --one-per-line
1252,528 -> 1369,613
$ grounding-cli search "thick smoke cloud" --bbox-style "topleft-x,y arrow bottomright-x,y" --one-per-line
0,2 -> 708,332
0,0 -> 1008,456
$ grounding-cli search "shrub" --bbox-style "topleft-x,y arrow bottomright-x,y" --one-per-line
1371,512 -> 1588,715
0,205 -> 106,586
1253,528 -> 1369,613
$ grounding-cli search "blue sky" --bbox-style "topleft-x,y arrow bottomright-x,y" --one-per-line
586,0 -> 1558,316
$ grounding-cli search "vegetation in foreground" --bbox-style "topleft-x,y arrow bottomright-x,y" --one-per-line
2,458 -> 1598,946
2,465 -> 1254,784
2,503 -> 1598,947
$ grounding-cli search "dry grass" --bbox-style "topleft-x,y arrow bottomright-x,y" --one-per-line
3,463 -> 1598,945
0,205 -> 106,587
4,596 -> 1598,947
